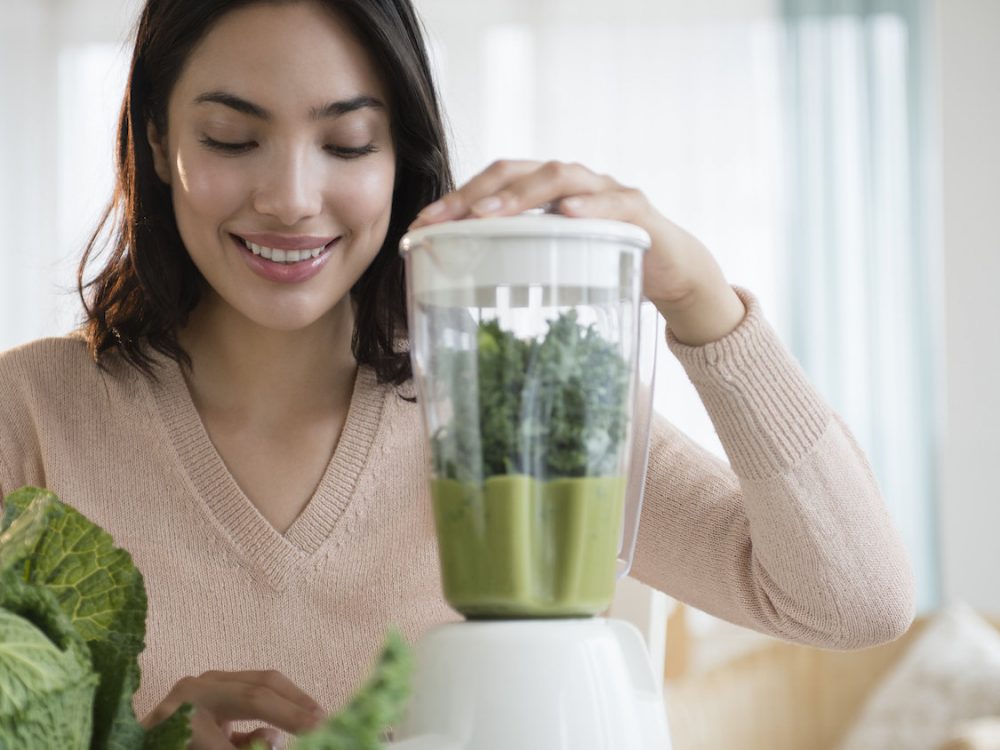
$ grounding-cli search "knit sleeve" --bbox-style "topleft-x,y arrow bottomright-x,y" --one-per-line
0,366 -> 20,507
630,287 -> 915,649
0,341 -> 52,508
0,451 -> 11,511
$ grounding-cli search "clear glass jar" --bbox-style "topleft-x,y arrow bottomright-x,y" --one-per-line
401,215 -> 654,618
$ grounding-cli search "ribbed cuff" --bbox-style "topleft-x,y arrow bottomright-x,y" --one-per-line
666,286 -> 831,480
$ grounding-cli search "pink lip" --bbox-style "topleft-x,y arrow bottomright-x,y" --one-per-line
232,234 -> 337,284
234,232 -> 337,251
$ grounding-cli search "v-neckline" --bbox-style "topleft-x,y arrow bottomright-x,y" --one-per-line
143,351 -> 389,590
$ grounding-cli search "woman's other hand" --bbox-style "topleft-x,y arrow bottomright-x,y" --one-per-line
409,159 -> 747,345
139,669 -> 326,750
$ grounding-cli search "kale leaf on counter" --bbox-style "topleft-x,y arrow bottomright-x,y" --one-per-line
287,631 -> 410,750
432,309 -> 630,483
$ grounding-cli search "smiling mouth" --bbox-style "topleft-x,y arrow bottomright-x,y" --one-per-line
233,235 -> 336,264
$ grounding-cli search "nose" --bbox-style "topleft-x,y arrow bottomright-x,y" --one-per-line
252,146 -> 323,226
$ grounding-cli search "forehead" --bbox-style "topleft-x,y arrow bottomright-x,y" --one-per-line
172,1 -> 387,111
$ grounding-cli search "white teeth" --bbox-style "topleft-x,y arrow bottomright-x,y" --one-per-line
243,239 -> 328,263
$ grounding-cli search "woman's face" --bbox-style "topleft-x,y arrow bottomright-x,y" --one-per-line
148,0 -> 396,333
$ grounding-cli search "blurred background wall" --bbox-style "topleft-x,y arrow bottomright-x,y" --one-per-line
934,0 -> 1000,619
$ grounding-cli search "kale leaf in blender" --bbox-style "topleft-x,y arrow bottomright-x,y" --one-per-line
433,310 -> 629,482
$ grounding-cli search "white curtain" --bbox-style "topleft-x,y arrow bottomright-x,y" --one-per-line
0,0 -> 135,350
780,0 -> 939,609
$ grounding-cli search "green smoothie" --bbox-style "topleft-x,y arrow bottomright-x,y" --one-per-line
432,474 -> 626,618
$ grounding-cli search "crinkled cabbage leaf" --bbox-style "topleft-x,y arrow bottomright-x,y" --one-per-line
0,487 -> 409,749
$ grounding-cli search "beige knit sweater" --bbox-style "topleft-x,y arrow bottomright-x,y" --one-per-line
0,288 -> 915,720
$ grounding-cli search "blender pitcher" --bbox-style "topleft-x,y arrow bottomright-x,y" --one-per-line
401,215 -> 657,618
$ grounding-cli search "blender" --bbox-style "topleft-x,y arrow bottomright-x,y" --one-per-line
391,215 -> 671,750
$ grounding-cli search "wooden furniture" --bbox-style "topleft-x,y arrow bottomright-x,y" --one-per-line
663,608 -> 1000,750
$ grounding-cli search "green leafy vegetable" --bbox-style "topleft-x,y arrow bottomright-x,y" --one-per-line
432,310 -> 630,483
0,488 -> 412,750
2,487 -> 149,749
0,572 -> 98,749
280,630 -> 411,750
140,704 -> 193,750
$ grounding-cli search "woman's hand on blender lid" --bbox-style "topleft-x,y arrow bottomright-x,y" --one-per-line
409,158 -> 746,344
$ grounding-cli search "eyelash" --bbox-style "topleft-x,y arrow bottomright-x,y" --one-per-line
198,136 -> 378,159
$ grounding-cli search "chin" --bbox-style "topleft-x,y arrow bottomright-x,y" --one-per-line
250,313 -> 328,333
244,298 -> 348,334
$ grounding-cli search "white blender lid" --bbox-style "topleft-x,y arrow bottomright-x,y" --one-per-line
400,215 -> 649,305
400,214 -> 651,253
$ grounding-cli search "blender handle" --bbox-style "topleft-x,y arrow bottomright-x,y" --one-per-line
616,300 -> 661,579
607,618 -> 661,696
607,617 -> 675,748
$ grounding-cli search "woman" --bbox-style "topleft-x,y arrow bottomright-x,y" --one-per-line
0,0 -> 915,747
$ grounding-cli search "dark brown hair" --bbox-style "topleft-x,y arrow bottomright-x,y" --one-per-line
78,0 -> 453,385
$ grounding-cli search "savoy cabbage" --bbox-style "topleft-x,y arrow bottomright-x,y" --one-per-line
0,487 -> 410,750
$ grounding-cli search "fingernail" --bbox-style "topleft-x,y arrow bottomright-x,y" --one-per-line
562,197 -> 584,212
471,196 -> 503,215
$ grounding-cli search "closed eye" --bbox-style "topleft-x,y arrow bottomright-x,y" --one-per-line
199,136 -> 255,154
198,136 -> 377,160
325,143 -> 379,159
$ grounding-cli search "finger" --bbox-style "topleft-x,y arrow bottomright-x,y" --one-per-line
140,675 -> 201,729
161,673 -> 323,736
557,186 -> 652,224
207,670 -> 323,715
204,682 -> 323,735
409,159 -> 540,227
464,161 -> 619,220
189,707 -> 239,750
142,672 -> 323,737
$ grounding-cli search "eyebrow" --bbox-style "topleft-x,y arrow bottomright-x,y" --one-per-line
193,91 -> 385,120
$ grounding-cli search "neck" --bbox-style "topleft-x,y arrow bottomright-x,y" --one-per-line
177,293 -> 358,424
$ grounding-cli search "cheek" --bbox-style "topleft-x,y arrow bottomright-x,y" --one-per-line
329,159 -> 396,227
172,147 -> 246,222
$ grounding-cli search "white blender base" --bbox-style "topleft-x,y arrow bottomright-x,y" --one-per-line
390,618 -> 671,750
